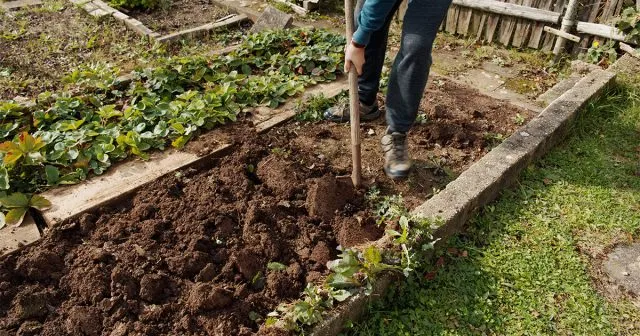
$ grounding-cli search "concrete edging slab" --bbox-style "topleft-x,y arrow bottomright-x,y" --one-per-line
309,69 -> 617,336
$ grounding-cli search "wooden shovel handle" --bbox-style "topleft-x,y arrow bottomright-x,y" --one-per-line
345,0 -> 362,188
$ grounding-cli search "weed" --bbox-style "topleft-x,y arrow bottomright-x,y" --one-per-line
267,0 -> 295,14
295,92 -> 346,122
483,132 -> 506,148
514,113 -> 525,126
270,147 -> 291,158
584,40 -> 617,66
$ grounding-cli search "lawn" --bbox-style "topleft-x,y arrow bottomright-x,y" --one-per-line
349,79 -> 640,335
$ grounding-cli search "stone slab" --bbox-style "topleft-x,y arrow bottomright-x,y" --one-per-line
604,243 -> 640,295
124,18 -> 155,36
1,0 -> 42,10
41,144 -> 232,227
536,75 -> 582,107
310,69 -> 617,336
70,0 -> 92,5
0,214 -> 40,257
89,8 -> 110,18
249,5 -> 293,33
610,54 -> 640,78
112,10 -> 129,21
91,0 -> 117,13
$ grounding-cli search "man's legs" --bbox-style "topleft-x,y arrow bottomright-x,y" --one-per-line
325,0 -> 402,121
355,0 -> 403,106
385,0 -> 452,133
381,0 -> 451,178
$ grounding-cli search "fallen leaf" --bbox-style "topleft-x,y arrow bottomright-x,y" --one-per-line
435,256 -> 445,268
424,272 -> 436,280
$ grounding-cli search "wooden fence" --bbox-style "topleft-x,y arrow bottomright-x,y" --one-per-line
397,0 -> 634,52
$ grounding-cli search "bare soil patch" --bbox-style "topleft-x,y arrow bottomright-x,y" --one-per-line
0,77 -> 533,335
293,77 -> 534,209
129,0 -> 230,35
0,2 -> 147,100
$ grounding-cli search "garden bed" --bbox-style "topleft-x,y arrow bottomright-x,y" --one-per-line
294,77 -> 534,209
0,1 -> 148,100
0,77 -> 533,335
128,0 -> 233,35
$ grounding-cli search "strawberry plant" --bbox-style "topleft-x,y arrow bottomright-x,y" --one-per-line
0,28 -> 345,228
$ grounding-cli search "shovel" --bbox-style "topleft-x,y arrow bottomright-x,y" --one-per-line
344,0 -> 362,188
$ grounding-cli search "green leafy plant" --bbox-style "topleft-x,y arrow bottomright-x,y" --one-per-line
0,192 -> 50,228
294,92 -> 344,122
514,113 -> 525,126
615,7 -> 640,44
267,262 -> 287,271
585,40 -> 618,66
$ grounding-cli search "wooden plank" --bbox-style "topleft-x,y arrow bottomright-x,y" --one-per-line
498,0 -> 523,46
445,5 -> 461,34
41,144 -> 233,226
512,0 -> 537,47
273,0 -> 308,16
588,0 -> 603,22
544,26 -> 581,42
469,10 -> 484,37
0,214 -> 40,257
577,21 -> 628,41
620,42 -> 640,59
484,0 -> 506,42
456,7 -> 474,36
451,0 -> 561,23
474,13 -> 488,40
599,0 -> 618,23
157,14 -> 248,44
255,77 -> 348,133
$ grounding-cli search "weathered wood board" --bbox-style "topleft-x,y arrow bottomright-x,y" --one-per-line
41,145 -> 232,227
0,214 -> 40,257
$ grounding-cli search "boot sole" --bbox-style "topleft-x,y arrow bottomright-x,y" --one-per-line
383,166 -> 410,180
324,107 -> 382,123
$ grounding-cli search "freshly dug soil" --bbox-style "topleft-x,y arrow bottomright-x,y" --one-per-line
131,0 -> 231,35
0,77 -> 534,335
0,128 -> 383,336
292,77 -> 535,209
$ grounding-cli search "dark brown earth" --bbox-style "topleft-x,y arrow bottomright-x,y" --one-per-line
130,0 -> 231,35
0,77 -> 534,335
292,77 -> 535,209
0,127 -> 382,336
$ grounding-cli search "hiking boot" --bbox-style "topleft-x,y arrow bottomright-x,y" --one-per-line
381,129 -> 412,179
323,99 -> 381,123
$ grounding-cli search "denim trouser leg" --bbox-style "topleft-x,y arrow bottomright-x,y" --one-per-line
355,0 -> 403,106
385,0 -> 452,133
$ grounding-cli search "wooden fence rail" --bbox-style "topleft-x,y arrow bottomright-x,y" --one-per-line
395,0 -> 634,52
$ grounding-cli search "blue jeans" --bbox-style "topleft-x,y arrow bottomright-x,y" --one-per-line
355,0 -> 452,133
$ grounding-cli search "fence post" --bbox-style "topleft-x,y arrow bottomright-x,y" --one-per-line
552,0 -> 580,55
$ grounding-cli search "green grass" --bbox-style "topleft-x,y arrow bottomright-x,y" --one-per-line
348,82 -> 640,335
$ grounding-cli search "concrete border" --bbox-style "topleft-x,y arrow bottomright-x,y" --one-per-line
309,68 -> 617,336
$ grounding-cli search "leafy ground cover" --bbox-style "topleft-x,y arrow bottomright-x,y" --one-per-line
0,28 -> 344,226
349,80 -> 640,335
